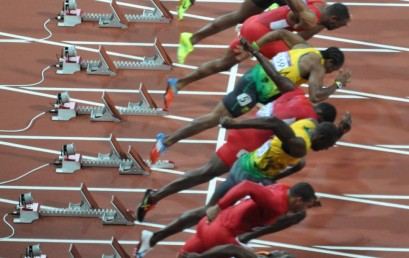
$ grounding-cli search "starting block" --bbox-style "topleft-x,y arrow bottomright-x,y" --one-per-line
55,39 -> 172,75
23,244 -> 47,258
50,84 -> 168,121
69,237 -> 130,258
13,184 -> 136,226
58,0 -> 172,28
52,134 -> 174,174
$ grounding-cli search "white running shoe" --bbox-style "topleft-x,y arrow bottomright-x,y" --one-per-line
135,230 -> 154,258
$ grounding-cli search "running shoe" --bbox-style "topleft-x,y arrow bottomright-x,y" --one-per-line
268,3 -> 279,10
164,78 -> 179,109
177,32 -> 194,64
150,133 -> 167,164
136,189 -> 156,222
177,0 -> 194,20
135,230 -> 154,258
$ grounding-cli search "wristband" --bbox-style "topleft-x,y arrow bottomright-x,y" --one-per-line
334,80 -> 343,89
251,41 -> 260,53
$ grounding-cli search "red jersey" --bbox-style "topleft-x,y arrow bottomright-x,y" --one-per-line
256,0 -> 324,31
217,181 -> 290,234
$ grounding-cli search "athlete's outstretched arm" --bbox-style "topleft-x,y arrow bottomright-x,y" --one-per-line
286,0 -> 318,29
179,244 -> 257,258
238,212 -> 307,243
221,116 -> 307,157
273,159 -> 306,181
239,37 -> 295,94
256,29 -> 309,49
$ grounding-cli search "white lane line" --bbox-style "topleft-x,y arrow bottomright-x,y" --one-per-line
376,145 -> 409,149
315,246 -> 409,252
314,35 -> 409,52
0,185 -> 207,194
344,194 -> 409,200
248,239 -> 377,258
335,142 -> 409,155
317,193 -> 409,210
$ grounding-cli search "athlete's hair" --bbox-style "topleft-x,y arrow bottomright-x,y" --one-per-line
320,47 -> 345,67
327,3 -> 350,21
315,122 -> 340,145
316,102 -> 337,123
289,182 -> 317,202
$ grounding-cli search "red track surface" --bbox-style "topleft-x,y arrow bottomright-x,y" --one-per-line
0,0 -> 408,257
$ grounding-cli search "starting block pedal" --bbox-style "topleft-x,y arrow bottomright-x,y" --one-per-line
52,135 -> 174,174
58,0 -> 172,28
13,184 -> 136,226
90,92 -> 123,122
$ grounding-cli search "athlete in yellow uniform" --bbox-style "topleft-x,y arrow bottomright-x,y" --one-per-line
241,119 -> 316,178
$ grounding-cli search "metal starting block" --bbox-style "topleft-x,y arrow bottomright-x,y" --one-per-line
69,237 -> 130,258
13,184 -> 136,226
50,84 -> 167,122
57,0 -> 172,28
55,39 -> 172,75
53,134 -> 174,174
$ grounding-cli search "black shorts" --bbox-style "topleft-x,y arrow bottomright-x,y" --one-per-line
251,0 -> 287,10
222,74 -> 281,117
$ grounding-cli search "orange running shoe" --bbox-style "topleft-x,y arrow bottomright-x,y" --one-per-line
150,133 -> 167,164
164,78 -> 178,109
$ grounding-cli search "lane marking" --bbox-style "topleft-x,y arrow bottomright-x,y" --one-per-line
315,246 -> 409,252
344,194 -> 409,200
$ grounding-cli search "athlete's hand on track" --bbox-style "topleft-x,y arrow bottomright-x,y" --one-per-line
338,111 -> 352,135
334,68 -> 352,89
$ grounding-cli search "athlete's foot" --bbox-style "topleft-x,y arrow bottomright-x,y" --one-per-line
150,133 -> 167,164
178,32 -> 194,64
136,189 -> 157,222
164,78 -> 179,109
135,230 -> 154,258
177,0 -> 194,20
268,3 -> 279,10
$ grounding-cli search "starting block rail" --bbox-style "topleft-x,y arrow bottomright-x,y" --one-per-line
59,0 -> 172,28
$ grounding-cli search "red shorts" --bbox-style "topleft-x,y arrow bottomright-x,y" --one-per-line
229,15 -> 289,59
216,128 -> 272,168
178,217 -> 239,255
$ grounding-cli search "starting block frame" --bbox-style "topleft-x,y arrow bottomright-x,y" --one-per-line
51,84 -> 168,121
53,135 -> 174,174
13,184 -> 135,226
59,0 -> 173,28
56,39 -> 172,75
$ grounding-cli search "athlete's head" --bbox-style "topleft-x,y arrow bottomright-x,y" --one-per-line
314,102 -> 337,123
320,47 -> 345,73
311,122 -> 339,151
287,182 -> 318,213
256,250 -> 296,258
321,3 -> 351,30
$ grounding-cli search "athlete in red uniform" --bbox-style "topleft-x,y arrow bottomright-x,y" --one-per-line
136,181 -> 319,257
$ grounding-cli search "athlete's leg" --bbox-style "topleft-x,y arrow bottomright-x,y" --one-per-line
163,101 -> 232,148
150,206 -> 206,247
175,48 -> 239,92
190,0 -> 265,45
152,155 -> 230,203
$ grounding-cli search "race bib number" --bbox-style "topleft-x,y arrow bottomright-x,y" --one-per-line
236,93 -> 252,106
256,140 -> 270,158
272,52 -> 291,71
